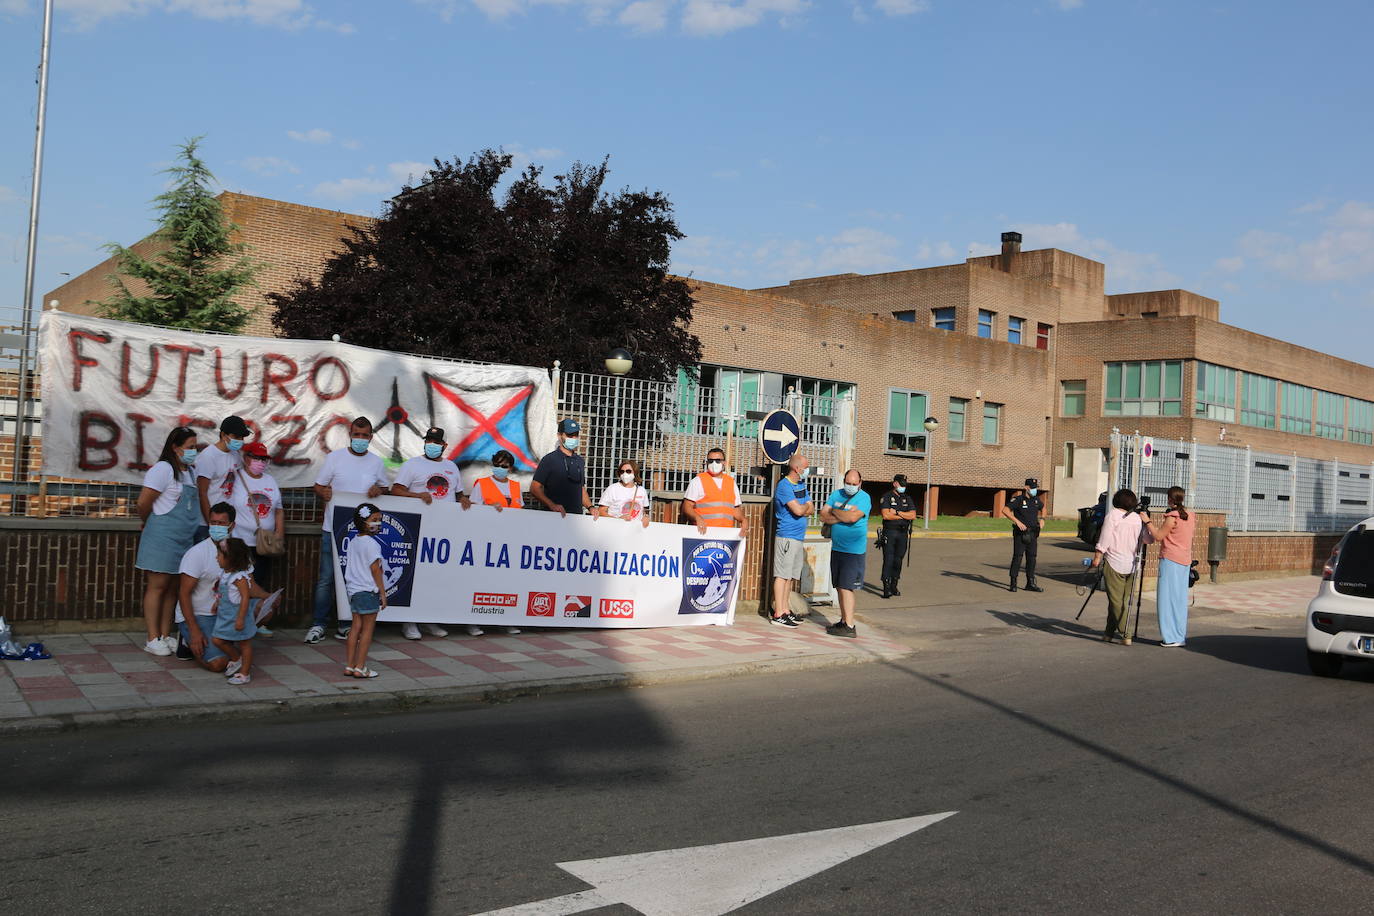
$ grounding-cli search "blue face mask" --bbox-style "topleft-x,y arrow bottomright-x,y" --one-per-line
1028,488 -> 1039,497
227,438 -> 244,452
350,438 -> 370,455
799,467 -> 811,479
843,483 -> 860,497
492,466 -> 510,481
208,524 -> 230,542
424,443 -> 444,459
182,448 -> 198,466
563,437 -> 579,451
896,485 -> 906,494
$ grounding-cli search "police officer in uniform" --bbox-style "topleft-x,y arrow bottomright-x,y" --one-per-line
1001,477 -> 1045,592
878,474 -> 917,598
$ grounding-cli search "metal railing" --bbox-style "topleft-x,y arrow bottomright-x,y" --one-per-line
1113,430 -> 1374,532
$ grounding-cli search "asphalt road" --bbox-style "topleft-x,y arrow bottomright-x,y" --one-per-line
6,572 -> 1374,915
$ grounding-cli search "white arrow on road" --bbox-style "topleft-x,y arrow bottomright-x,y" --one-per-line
763,426 -> 797,448
473,811 -> 957,916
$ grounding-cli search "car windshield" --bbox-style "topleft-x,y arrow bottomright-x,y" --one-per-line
1334,527 -> 1374,599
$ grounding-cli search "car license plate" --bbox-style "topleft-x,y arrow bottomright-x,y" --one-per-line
1360,637 -> 1374,653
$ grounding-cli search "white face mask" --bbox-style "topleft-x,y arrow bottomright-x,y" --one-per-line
707,461 -> 724,474
620,472 -> 635,485
843,483 -> 860,496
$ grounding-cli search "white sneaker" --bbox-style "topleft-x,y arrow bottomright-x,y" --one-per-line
401,622 -> 422,640
504,627 -> 522,635
465,624 -> 485,637
160,635 -> 178,654
304,625 -> 325,644
419,623 -> 448,638
143,638 -> 172,657
225,659 -> 242,677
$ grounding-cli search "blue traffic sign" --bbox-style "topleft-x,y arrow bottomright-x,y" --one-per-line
759,409 -> 801,464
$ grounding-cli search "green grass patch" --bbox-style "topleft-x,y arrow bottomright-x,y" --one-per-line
861,515 -> 1077,533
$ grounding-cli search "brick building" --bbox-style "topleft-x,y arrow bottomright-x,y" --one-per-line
47,195 -> 1374,521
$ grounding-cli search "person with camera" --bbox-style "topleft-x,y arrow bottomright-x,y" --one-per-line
878,474 -> 916,598
1000,477 -> 1045,592
1090,488 -> 1153,644
1142,486 -> 1195,647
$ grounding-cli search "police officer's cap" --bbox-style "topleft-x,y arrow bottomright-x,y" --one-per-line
1024,477 -> 1040,488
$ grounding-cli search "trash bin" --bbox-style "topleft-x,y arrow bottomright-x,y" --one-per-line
1207,527 -> 1228,562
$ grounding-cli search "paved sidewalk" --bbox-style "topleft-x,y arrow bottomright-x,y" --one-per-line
0,614 -> 910,733
1191,574 -> 1320,616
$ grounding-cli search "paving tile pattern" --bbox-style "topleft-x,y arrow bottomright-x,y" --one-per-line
1192,575 -> 1322,616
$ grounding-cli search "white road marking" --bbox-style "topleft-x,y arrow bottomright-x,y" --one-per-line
472,811 -> 957,916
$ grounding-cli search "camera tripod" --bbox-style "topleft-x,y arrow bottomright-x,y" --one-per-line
1074,523 -> 1151,645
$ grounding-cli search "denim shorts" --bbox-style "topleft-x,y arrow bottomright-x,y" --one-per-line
349,591 -> 381,616
177,616 -> 226,662
830,549 -> 866,592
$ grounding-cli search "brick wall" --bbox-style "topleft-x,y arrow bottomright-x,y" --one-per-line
1131,510 -> 1340,583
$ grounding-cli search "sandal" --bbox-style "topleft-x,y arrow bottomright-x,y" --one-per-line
351,666 -> 379,679
344,666 -> 358,677
227,672 -> 252,685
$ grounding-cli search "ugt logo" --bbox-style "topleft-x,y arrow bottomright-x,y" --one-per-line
679,539 -> 738,615
527,592 -> 555,617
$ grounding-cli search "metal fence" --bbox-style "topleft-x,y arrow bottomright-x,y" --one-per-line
1113,431 -> 1374,532
557,370 -> 852,523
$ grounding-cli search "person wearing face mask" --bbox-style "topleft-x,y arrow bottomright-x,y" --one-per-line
230,442 -> 285,620
305,417 -> 391,645
822,469 -> 872,638
195,415 -> 250,541
134,426 -> 203,656
175,503 -> 265,671
471,450 -> 524,510
595,459 -> 651,529
532,418 -> 592,517
681,447 -> 745,534
392,427 -> 470,640
769,454 -> 812,627
1000,477 -> 1046,593
878,474 -> 917,599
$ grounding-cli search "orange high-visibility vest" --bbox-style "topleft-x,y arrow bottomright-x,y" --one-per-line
477,476 -> 522,509
692,472 -> 739,528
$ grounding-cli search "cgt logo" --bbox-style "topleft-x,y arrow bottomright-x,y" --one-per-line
599,598 -> 634,619
472,592 -> 518,615
562,595 -> 592,618
527,592 -> 556,617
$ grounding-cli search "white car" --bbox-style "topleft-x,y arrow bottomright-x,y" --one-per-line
1306,515 -> 1374,677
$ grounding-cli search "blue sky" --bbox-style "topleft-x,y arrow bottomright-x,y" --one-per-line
2,0 -> 1371,363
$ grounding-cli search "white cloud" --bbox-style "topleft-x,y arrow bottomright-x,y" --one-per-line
1054,0 -> 1083,9
1214,255 -> 1244,273
53,0 -> 352,30
711,168 -> 741,180
239,156 -> 301,177
682,0 -> 807,35
312,161 -> 431,201
287,127 -> 333,144
503,144 -> 564,172
1,0 -> 29,15
1000,221 -> 1182,291
341,139 -> 362,150
619,0 -> 669,30
1235,201 -> 1374,284
873,0 -> 929,15
417,0 -> 807,34
914,240 -> 957,262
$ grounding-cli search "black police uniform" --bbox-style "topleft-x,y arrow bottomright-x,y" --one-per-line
1007,489 -> 1044,592
878,488 -> 915,597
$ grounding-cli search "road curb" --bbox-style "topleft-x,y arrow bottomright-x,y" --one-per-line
0,644 -> 915,737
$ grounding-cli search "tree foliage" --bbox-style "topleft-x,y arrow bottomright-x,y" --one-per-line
270,150 -> 701,382
100,137 -> 257,332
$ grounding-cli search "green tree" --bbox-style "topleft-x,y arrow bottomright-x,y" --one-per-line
270,150 -> 701,382
100,137 -> 257,332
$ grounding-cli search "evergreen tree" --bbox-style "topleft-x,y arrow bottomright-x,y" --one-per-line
100,137 -> 257,332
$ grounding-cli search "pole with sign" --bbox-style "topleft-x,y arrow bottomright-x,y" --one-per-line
758,409 -> 801,616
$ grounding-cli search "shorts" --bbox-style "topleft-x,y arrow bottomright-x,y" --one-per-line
349,591 -> 381,616
177,615 -> 226,663
830,549 -> 866,592
773,537 -> 805,580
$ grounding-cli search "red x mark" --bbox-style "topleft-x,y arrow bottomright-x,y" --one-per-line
429,380 -> 537,468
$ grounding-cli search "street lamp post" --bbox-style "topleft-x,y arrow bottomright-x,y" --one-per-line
605,347 -> 633,488
923,416 -> 939,530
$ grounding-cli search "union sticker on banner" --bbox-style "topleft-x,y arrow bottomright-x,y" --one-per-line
679,538 -> 743,615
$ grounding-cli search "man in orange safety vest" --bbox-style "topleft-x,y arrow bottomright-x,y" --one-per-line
681,447 -> 745,535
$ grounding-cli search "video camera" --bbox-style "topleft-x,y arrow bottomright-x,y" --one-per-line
1137,495 -> 1151,512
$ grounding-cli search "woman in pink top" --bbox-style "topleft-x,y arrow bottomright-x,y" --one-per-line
1091,489 -> 1152,644
1144,486 -> 1195,647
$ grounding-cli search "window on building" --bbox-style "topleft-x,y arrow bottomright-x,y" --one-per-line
1064,442 -> 1076,478
1104,361 -> 1183,417
977,310 -> 995,339
1240,372 -> 1278,429
982,402 -> 1002,445
681,365 -> 855,441
932,307 -> 955,331
1348,398 -> 1373,446
1280,382 -> 1313,435
1194,361 -> 1237,422
1317,390 -> 1346,440
887,389 -> 929,455
1061,380 -> 1087,417
893,310 -> 915,322
1036,323 -> 1051,350
948,397 -> 967,441
1007,316 -> 1025,345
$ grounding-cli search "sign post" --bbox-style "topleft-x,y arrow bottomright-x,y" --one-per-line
758,410 -> 801,616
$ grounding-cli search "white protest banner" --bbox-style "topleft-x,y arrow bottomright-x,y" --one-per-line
38,311 -> 557,487
327,495 -> 745,628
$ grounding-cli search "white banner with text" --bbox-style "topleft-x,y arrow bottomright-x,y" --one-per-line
327,495 -> 744,628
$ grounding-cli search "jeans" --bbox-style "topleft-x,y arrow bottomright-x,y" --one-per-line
312,531 -> 338,629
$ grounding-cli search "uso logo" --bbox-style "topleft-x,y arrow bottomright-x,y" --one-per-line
678,539 -> 739,615
599,598 -> 634,619
332,505 -> 422,608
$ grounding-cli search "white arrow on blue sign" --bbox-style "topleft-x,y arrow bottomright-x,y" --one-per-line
758,409 -> 801,464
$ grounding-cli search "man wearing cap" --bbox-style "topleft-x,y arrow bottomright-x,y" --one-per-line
391,426 -> 470,640
1001,478 -> 1045,592
195,415 -> 250,538
681,447 -> 744,534
531,419 -> 592,517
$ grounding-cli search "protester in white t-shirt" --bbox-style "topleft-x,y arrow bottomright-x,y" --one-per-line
175,503 -> 236,672
135,426 -> 202,657
229,441 -> 286,635
596,459 -> 651,529
196,415 -> 250,530
342,503 -> 388,679
391,426 -> 471,640
305,417 -> 391,645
